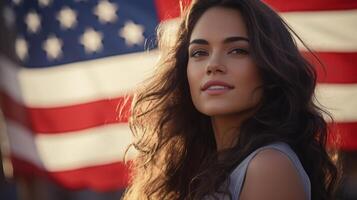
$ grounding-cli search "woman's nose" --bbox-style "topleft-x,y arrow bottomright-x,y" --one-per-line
206,55 -> 226,75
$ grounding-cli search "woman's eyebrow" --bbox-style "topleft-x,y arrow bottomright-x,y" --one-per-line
223,36 -> 249,43
189,39 -> 209,45
189,36 -> 249,46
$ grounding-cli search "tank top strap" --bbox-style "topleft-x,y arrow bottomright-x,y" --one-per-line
228,142 -> 311,200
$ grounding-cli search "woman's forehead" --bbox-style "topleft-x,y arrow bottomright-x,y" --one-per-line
190,7 -> 248,42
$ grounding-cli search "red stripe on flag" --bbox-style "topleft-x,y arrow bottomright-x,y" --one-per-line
264,0 -> 357,12
155,0 -> 357,19
303,52 -> 357,84
328,122 -> 357,151
11,156 -> 131,191
0,90 -> 32,129
0,91 -> 131,134
155,0 -> 192,21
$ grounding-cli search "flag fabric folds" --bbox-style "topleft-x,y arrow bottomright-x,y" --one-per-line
0,0 -> 356,192
264,0 -> 357,149
0,0 -> 165,191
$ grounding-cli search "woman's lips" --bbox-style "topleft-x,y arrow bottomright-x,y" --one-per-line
201,80 -> 234,95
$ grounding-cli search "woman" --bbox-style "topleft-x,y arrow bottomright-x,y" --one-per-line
123,0 -> 339,199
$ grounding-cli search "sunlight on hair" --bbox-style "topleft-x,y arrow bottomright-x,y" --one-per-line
1,158 -> 14,178
156,19 -> 180,57
330,152 -> 339,163
0,110 -> 14,178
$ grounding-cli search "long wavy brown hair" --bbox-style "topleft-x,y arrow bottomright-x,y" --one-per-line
122,0 -> 339,199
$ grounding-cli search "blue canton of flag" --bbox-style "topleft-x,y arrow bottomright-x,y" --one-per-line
9,0 -> 159,68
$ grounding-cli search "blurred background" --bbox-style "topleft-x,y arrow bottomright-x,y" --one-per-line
0,0 -> 356,200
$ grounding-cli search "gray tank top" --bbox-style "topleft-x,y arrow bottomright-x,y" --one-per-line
227,142 -> 311,200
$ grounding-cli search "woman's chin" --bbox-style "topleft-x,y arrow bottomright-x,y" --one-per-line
197,107 -> 236,117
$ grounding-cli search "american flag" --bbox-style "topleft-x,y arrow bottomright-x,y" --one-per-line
262,0 -> 357,150
0,0 -> 356,192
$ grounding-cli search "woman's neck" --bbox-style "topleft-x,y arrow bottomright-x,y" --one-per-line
211,115 -> 241,151
211,110 -> 255,151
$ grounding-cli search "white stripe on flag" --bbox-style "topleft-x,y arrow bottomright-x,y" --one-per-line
0,51 -> 159,107
7,120 -> 136,171
316,84 -> 357,122
282,9 -> 357,52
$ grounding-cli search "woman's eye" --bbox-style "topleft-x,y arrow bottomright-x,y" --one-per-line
229,48 -> 249,55
190,50 -> 208,57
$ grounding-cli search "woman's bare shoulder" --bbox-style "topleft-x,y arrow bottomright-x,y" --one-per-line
239,148 -> 306,200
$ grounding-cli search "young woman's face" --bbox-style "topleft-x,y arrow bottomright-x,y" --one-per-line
187,7 -> 262,117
